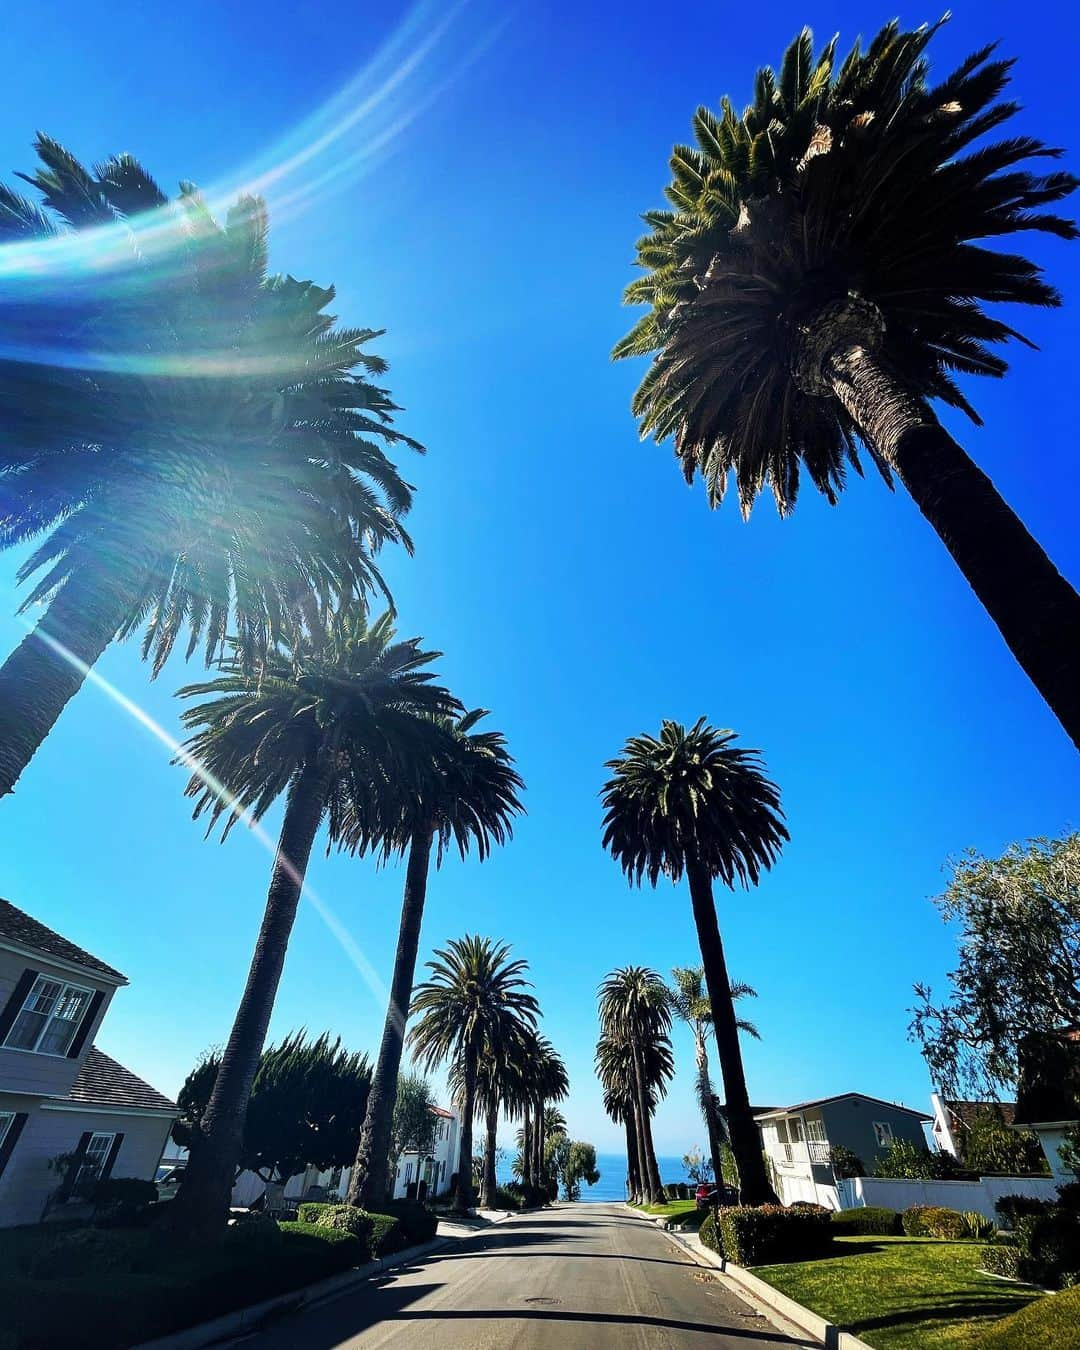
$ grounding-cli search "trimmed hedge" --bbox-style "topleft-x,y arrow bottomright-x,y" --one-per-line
1016,1207 -> 1080,1288
383,1201 -> 439,1244
303,1203 -> 407,1260
829,1206 -> 902,1236
297,1201 -> 338,1225
922,1206 -> 968,1240
995,1194 -> 1053,1230
901,1204 -> 934,1236
702,1205 -> 833,1266
980,1238 -> 1023,1281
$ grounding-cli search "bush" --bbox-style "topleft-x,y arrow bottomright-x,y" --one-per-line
788,1201 -> 829,1214
225,1212 -> 282,1257
494,1186 -> 525,1210
383,1200 -> 439,1244
92,1177 -> 158,1210
902,1205 -> 934,1236
367,1213 -> 404,1258
26,1229 -> 133,1281
316,1205 -> 373,1240
873,1139 -> 966,1180
829,1206 -> 902,1235
976,1284 -> 1080,1349
677,1182 -> 691,1200
297,1201 -> 338,1225
828,1145 -> 865,1179
715,1205 -> 833,1266
922,1206 -> 968,1239
959,1210 -> 996,1240
699,1210 -> 719,1254
1056,1180 -> 1080,1211
981,1240 -> 1023,1281
1016,1207 -> 1080,1288
995,1194 -> 1053,1230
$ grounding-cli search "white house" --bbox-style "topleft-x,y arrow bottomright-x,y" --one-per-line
1014,1025 -> 1080,1183
756,1093 -> 932,1208
0,898 -> 178,1226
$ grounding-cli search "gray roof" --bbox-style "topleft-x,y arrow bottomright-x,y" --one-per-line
0,898 -> 126,983
755,1093 -> 933,1122
64,1047 -> 177,1114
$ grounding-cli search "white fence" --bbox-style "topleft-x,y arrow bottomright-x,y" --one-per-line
839,1174 -> 1061,1222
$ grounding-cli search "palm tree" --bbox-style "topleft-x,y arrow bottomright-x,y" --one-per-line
669,967 -> 759,1189
596,1030 -> 671,1204
409,936 -> 539,1211
0,136 -> 418,796
343,711 -> 524,1210
602,720 -> 786,1205
531,1043 -> 569,1193
614,22 -> 1080,747
168,610 -> 457,1234
597,967 -> 674,1205
452,1017 -> 534,1208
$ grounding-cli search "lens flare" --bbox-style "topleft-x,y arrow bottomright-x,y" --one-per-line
19,616 -> 391,1011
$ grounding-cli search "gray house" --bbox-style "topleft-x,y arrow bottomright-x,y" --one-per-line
0,899 -> 177,1226
756,1093 -> 932,1207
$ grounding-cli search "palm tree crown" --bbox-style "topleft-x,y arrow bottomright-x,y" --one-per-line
0,135 -> 418,667
601,718 -> 787,888
178,608 -> 458,837
614,20 -> 1076,514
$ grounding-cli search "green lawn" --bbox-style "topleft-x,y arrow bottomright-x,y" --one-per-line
754,1236 -> 1042,1350
631,1199 -> 705,1230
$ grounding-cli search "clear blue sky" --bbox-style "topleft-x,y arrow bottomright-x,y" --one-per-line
1,0 -> 1077,1156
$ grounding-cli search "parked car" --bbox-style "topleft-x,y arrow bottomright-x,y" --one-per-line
695,1182 -> 738,1209
155,1164 -> 185,1201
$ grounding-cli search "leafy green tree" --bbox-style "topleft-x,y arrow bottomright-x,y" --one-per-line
873,1138 -> 962,1180
170,610 -> 456,1234
0,136 -> 417,796
961,1108 -> 1047,1176
546,1135 -> 600,1201
669,967 -> 759,1193
409,936 -> 539,1211
602,721 -> 786,1204
598,967 -> 674,1205
387,1074 -> 439,1194
614,21 -> 1080,747
912,834 -> 1080,1097
682,1147 -> 713,1187
828,1145 -> 866,1180
344,710 -> 523,1210
173,1032 -> 371,1183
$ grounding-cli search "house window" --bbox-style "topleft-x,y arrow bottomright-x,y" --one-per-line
3,976 -> 93,1056
873,1122 -> 894,1147
71,1132 -> 115,1200
789,1118 -> 805,1144
404,1162 -> 413,1185
0,1112 -> 13,1151
806,1119 -> 827,1143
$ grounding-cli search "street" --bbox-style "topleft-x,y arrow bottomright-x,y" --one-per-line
237,1204 -> 811,1348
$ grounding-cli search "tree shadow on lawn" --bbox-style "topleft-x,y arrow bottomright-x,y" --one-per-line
846,1293 -> 1040,1338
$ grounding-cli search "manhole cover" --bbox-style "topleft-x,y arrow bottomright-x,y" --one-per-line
523,1297 -> 561,1306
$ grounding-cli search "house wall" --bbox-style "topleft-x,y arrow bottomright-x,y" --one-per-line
0,948 -> 115,1098
1034,1127 -> 1075,1182
820,1098 -> 927,1170
0,1095 -> 173,1227
840,1174 -> 1061,1222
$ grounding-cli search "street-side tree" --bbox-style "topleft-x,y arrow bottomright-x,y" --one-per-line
409,936 -> 539,1211
170,610 -> 457,1235
597,968 -> 674,1205
0,137 -> 417,796
614,21 -> 1080,746
911,833 -> 1080,1097
682,1148 -> 713,1187
546,1135 -> 601,1201
173,1032 -> 371,1183
387,1074 -> 439,1195
344,710 -> 523,1210
602,721 -> 785,1204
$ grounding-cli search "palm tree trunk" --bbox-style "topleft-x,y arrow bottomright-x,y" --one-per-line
453,1045 -> 478,1212
696,1031 -> 725,1191
624,1108 -> 641,1203
346,824 -> 434,1209
481,1096 -> 499,1207
534,1095 -> 544,1190
170,761 -> 328,1235
686,858 -> 777,1206
631,1045 -> 664,1204
521,1102 -> 533,1188
0,561 -> 146,797
827,341 -> 1080,750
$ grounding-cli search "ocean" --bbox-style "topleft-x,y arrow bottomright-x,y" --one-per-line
496,1153 -> 688,1204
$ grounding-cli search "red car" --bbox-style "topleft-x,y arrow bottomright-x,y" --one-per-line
695,1182 -> 738,1209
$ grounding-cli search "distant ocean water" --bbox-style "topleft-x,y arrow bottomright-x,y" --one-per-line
496,1153 -> 688,1203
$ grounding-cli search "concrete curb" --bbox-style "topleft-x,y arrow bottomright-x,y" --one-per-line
136,1233 -> 448,1350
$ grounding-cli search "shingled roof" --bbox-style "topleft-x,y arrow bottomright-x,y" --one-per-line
0,898 -> 126,983
64,1047 -> 177,1114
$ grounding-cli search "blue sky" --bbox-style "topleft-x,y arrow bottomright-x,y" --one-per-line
1,0 -> 1078,1156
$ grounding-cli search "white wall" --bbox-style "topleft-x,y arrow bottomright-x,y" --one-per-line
840,1174 -> 1062,1222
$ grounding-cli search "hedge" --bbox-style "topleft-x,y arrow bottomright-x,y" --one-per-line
701,1206 -> 833,1266
901,1204 -> 933,1236
301,1203 -> 409,1261
995,1194 -> 1053,1230
980,1239 -> 1023,1281
383,1201 -> 439,1244
922,1206 -> 968,1240
829,1206 -> 902,1236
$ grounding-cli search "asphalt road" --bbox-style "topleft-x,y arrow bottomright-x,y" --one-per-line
237,1203 -> 811,1349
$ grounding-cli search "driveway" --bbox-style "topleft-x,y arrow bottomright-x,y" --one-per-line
237,1202 -> 811,1348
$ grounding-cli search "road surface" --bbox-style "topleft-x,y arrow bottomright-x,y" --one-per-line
239,1203 -> 810,1348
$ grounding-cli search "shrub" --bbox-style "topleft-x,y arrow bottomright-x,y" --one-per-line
92,1177 -> 158,1210
1056,1180 -> 1080,1211
902,1204 -> 934,1236
959,1210 -> 996,1240
225,1212 -> 282,1257
788,1201 -> 829,1214
26,1229 -> 132,1281
715,1205 -> 833,1266
828,1145 -> 865,1179
297,1201 -> 338,1225
699,1210 -> 720,1254
922,1206 -> 967,1239
829,1206 -> 901,1235
980,1240 -> 1023,1280
384,1200 -> 439,1244
976,1284 -> 1080,1349
873,1139 -> 965,1180
995,1193 -> 1053,1230
316,1205 -> 373,1241
494,1186 -> 525,1210
366,1213 -> 404,1258
1016,1207 -> 1080,1288
678,1182 -> 691,1200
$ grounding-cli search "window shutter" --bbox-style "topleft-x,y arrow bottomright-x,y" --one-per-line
59,1131 -> 93,1202
0,969 -> 39,1044
66,989 -> 105,1059
0,1112 -> 27,1179
102,1133 -> 124,1180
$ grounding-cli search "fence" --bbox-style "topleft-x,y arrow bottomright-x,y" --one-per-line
838,1173 -> 1061,1222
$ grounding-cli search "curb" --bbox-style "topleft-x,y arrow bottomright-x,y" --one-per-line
135,1236 -> 447,1350
660,1225 -> 873,1350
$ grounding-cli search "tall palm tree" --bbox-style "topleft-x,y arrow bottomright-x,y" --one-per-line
451,1016 -> 534,1208
409,936 -> 539,1211
614,22 -> 1080,747
669,967 -> 759,1189
531,1043 -> 569,1192
0,138 -> 419,796
169,610 -> 457,1234
597,967 -> 674,1205
602,720 -> 786,1205
596,1031 -> 671,1204
343,711 -> 524,1209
